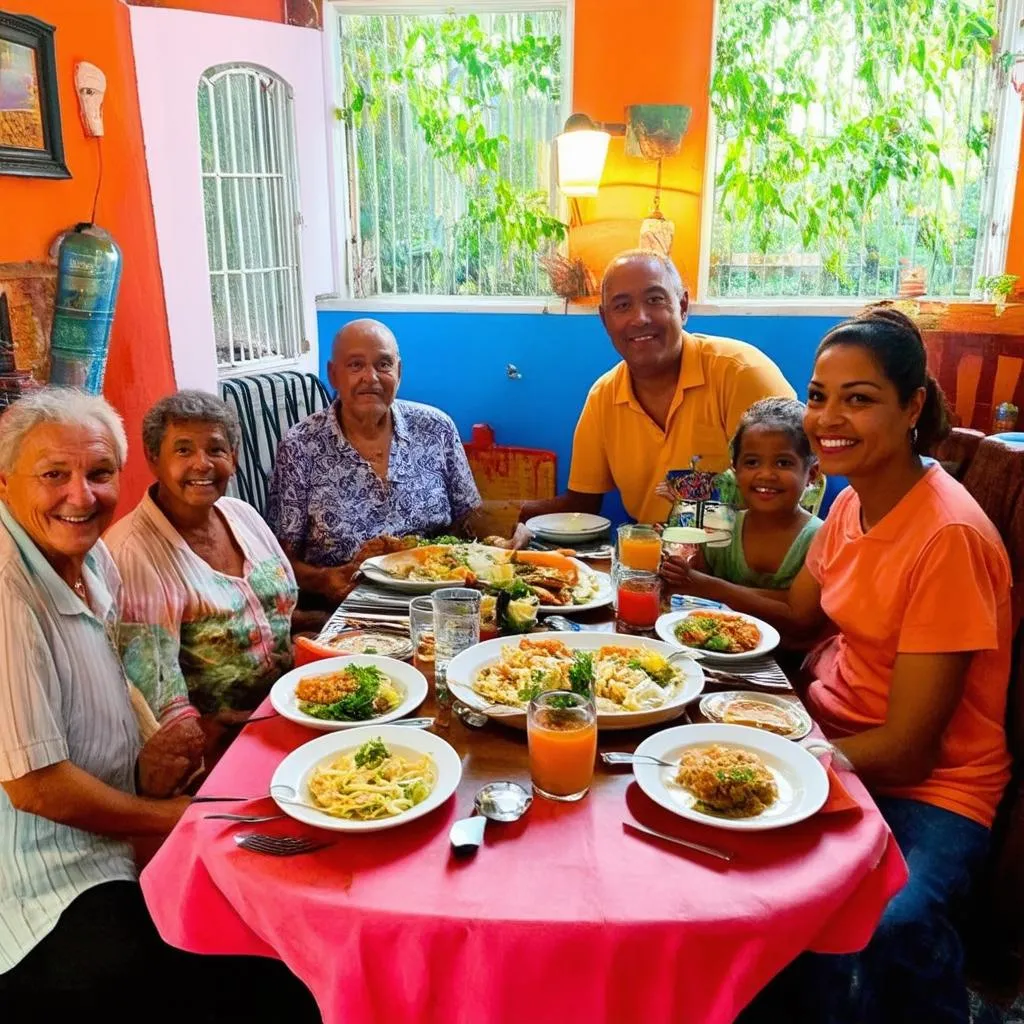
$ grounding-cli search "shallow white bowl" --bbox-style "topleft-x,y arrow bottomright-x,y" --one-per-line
270,655 -> 428,731
271,724 -> 462,833
526,512 -> 611,543
655,609 -> 780,663
632,723 -> 828,831
445,631 -> 704,731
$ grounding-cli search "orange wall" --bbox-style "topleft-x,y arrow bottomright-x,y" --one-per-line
1,0 -> 177,508
1006,123 -> 1024,290
129,0 -> 284,22
571,0 -> 715,289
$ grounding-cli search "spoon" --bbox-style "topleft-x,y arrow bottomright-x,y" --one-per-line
601,752 -> 677,768
543,615 -> 584,632
449,781 -> 533,855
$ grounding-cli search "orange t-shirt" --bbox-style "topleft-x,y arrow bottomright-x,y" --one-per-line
805,465 -> 1012,828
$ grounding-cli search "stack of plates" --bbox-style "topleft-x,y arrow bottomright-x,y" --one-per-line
526,512 -> 611,545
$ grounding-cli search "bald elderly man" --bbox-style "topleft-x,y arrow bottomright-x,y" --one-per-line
520,250 -> 795,525
268,319 -> 482,603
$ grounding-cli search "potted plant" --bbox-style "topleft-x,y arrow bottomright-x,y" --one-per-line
976,274 -> 1021,316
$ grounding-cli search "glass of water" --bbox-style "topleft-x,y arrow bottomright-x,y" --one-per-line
431,587 -> 481,723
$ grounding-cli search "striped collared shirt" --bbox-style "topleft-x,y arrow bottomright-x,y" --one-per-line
0,503 -> 140,973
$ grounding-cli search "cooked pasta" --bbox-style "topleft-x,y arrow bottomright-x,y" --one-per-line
472,637 -> 680,713
307,739 -> 437,820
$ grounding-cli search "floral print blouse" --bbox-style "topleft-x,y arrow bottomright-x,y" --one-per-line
107,490 -> 297,723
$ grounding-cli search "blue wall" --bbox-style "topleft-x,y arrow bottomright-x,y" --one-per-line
317,310 -> 846,523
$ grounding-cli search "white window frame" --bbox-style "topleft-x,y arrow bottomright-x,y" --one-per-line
696,0 -> 1024,309
323,0 -> 574,310
200,63 -> 307,374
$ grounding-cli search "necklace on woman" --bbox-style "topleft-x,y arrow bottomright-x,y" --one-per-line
72,577 -> 87,599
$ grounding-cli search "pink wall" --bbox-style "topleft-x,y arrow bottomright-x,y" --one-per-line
128,6 -> 333,390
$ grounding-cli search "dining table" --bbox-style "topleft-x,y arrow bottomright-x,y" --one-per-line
140,561 -> 908,1024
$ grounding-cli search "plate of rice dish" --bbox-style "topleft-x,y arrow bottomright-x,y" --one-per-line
631,723 -> 828,831
655,609 -> 780,662
271,724 -> 462,833
270,655 -> 428,731
445,632 -> 704,731
699,691 -> 812,740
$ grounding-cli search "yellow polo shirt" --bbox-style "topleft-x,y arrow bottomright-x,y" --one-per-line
568,332 -> 796,523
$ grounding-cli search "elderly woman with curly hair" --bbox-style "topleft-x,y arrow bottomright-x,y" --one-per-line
108,390 -> 297,776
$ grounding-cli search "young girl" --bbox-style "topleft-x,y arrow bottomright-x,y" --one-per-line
660,397 -> 822,608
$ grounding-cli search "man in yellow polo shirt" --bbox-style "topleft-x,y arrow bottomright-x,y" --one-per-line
520,250 -> 795,524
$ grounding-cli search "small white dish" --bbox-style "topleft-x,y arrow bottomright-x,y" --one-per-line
271,724 -> 462,833
655,609 -> 780,663
632,723 -> 828,831
270,655 -> 428,731
698,690 -> 812,741
526,512 -> 611,543
445,631 -> 704,731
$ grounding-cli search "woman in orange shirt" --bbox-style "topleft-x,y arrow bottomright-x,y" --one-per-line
720,306 -> 1012,1024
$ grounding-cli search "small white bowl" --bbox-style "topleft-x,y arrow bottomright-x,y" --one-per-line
270,655 -> 428,731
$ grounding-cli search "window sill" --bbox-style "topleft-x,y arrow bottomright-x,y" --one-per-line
315,294 -> 997,318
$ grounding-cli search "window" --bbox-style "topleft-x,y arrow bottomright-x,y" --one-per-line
335,2 -> 569,298
198,64 -> 305,369
706,0 -> 1022,299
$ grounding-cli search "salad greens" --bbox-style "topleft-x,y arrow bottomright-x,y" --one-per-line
354,738 -> 389,769
301,665 -> 387,721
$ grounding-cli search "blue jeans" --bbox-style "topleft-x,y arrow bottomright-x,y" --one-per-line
740,797 -> 990,1024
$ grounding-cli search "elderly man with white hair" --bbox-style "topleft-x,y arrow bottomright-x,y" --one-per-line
268,318 -> 485,605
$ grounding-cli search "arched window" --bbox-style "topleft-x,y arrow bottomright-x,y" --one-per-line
198,64 -> 304,369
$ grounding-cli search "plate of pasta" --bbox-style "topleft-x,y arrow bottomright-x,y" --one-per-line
444,632 -> 704,731
631,723 -> 828,831
655,609 -> 780,662
270,656 -> 428,731
270,724 -> 463,832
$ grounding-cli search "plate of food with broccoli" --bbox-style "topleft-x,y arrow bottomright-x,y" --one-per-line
270,655 -> 429,731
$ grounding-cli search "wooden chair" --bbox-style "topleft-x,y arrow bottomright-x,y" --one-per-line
958,436 -> 1024,998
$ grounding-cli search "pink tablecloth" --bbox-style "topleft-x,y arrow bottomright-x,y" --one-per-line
142,705 -> 906,1024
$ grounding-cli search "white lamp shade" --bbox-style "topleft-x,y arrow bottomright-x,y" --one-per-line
555,129 -> 610,196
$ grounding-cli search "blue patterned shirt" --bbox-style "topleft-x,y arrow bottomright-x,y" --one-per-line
267,399 -> 481,566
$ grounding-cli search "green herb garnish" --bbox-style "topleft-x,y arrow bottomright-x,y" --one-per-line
518,683 -> 543,703
568,651 -> 594,696
354,738 -> 389,768
300,664 -> 385,721
546,694 -> 579,710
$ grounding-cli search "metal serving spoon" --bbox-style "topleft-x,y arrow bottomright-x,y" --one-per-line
449,781 -> 533,854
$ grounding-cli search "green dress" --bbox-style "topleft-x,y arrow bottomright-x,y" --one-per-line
704,511 -> 822,589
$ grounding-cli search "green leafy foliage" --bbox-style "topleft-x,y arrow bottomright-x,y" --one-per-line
711,0 -> 998,297
340,11 -> 566,296
354,738 -> 390,768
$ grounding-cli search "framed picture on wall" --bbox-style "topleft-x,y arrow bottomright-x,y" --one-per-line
0,12 -> 69,179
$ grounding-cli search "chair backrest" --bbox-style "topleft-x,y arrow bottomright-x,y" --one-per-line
220,371 -> 332,517
958,437 -> 1024,984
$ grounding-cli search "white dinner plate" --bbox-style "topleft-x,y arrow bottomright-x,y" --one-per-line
445,631 -> 704,731
270,655 -> 428,731
526,512 -> 611,543
271,724 -> 462,833
655,609 -> 780,662
632,723 -> 828,831
698,690 -> 812,741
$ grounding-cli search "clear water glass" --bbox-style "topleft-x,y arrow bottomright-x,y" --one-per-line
431,587 -> 481,709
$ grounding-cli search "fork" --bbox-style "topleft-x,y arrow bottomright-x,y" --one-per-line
233,833 -> 332,856
602,751 -> 676,768
205,813 -> 285,823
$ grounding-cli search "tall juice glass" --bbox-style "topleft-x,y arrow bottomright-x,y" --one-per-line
614,568 -> 662,632
432,587 -> 480,726
617,524 -> 662,571
527,691 -> 597,801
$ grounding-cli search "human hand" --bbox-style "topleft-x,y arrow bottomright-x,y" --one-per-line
322,563 -> 359,603
137,716 -> 205,798
659,554 -> 694,590
655,481 -> 674,501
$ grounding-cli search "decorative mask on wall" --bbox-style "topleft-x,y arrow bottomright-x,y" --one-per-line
74,62 -> 107,138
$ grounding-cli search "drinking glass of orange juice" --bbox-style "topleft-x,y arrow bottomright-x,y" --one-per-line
617,524 -> 662,571
527,691 -> 597,801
